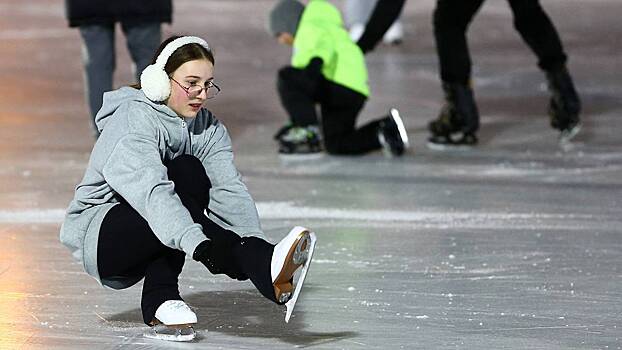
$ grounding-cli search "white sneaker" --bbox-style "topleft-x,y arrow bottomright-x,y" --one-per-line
144,300 -> 197,342
349,23 -> 365,42
271,226 -> 317,323
382,21 -> 404,45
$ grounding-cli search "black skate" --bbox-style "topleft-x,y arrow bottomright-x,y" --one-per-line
274,125 -> 322,155
378,108 -> 409,157
546,65 -> 582,143
428,82 -> 480,150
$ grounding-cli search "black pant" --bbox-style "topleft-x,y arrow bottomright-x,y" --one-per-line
434,0 -> 568,84
277,66 -> 386,155
97,155 -> 240,324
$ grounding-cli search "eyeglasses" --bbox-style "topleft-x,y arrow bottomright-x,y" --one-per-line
170,77 -> 221,99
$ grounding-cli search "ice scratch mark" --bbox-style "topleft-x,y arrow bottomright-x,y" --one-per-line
93,311 -> 110,324
0,209 -> 65,223
463,324 -> 605,332
28,312 -> 41,323
0,266 -> 10,278
1,203 -> 613,230
256,202 -> 599,222
342,339 -> 368,346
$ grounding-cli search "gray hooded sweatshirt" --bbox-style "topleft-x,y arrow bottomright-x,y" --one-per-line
60,87 -> 264,288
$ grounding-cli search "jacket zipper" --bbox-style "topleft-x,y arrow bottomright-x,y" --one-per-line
181,119 -> 192,155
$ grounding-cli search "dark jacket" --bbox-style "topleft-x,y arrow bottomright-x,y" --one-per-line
65,0 -> 172,27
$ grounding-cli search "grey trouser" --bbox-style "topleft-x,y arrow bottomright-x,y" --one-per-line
79,22 -> 161,135
345,0 -> 376,26
345,0 -> 402,27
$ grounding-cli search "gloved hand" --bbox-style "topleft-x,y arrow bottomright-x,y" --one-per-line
193,233 -> 248,281
277,57 -> 324,95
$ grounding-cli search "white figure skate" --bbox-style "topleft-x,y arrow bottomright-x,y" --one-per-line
144,300 -> 198,342
349,23 -> 365,42
382,21 -> 404,45
559,121 -> 582,145
271,226 -> 317,323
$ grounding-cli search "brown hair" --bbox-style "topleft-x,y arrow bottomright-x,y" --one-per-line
131,35 -> 215,89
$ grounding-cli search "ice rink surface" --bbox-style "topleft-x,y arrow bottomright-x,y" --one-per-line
1,0 -> 621,349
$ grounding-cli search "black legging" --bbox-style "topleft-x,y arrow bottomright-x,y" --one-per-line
97,155 -> 239,324
276,66 -> 386,155
434,0 -> 568,84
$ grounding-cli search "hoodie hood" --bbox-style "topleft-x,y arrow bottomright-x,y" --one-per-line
95,87 -> 179,133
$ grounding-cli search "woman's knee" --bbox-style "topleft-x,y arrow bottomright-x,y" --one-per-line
167,155 -> 211,188
166,155 -> 212,211
167,154 -> 202,172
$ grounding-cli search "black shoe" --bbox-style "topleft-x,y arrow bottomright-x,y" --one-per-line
546,65 -> 582,141
378,108 -> 409,157
427,132 -> 478,151
276,125 -> 322,154
429,82 -> 480,139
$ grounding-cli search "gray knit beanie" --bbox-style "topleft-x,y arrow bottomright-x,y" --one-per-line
268,0 -> 305,37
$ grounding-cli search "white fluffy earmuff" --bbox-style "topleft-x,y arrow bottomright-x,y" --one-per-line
140,36 -> 210,102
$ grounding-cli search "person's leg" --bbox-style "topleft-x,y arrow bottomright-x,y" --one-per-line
79,23 -> 115,136
320,82 -> 379,155
429,0 -> 484,146
167,156 -> 295,304
232,227 -> 315,311
97,155 -> 216,325
276,66 -> 320,127
507,0 -> 566,71
167,155 -> 314,309
98,203 -> 186,324
274,67 -> 323,153
508,0 -> 580,136
140,247 -> 186,325
121,21 -> 161,82
167,155 -> 250,281
433,0 -> 485,85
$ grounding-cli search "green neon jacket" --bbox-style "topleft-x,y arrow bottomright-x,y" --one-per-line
292,0 -> 370,97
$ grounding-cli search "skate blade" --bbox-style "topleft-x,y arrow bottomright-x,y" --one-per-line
273,229 -> 312,303
390,108 -> 410,149
278,152 -> 324,161
426,141 -> 474,152
144,324 -> 196,342
559,122 -> 582,144
284,232 -> 317,323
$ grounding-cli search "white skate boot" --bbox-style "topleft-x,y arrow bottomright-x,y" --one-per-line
382,21 -> 404,45
144,300 -> 197,342
271,226 -> 317,323
349,23 -> 365,42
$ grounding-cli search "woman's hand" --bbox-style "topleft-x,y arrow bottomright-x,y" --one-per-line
193,234 -> 248,281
